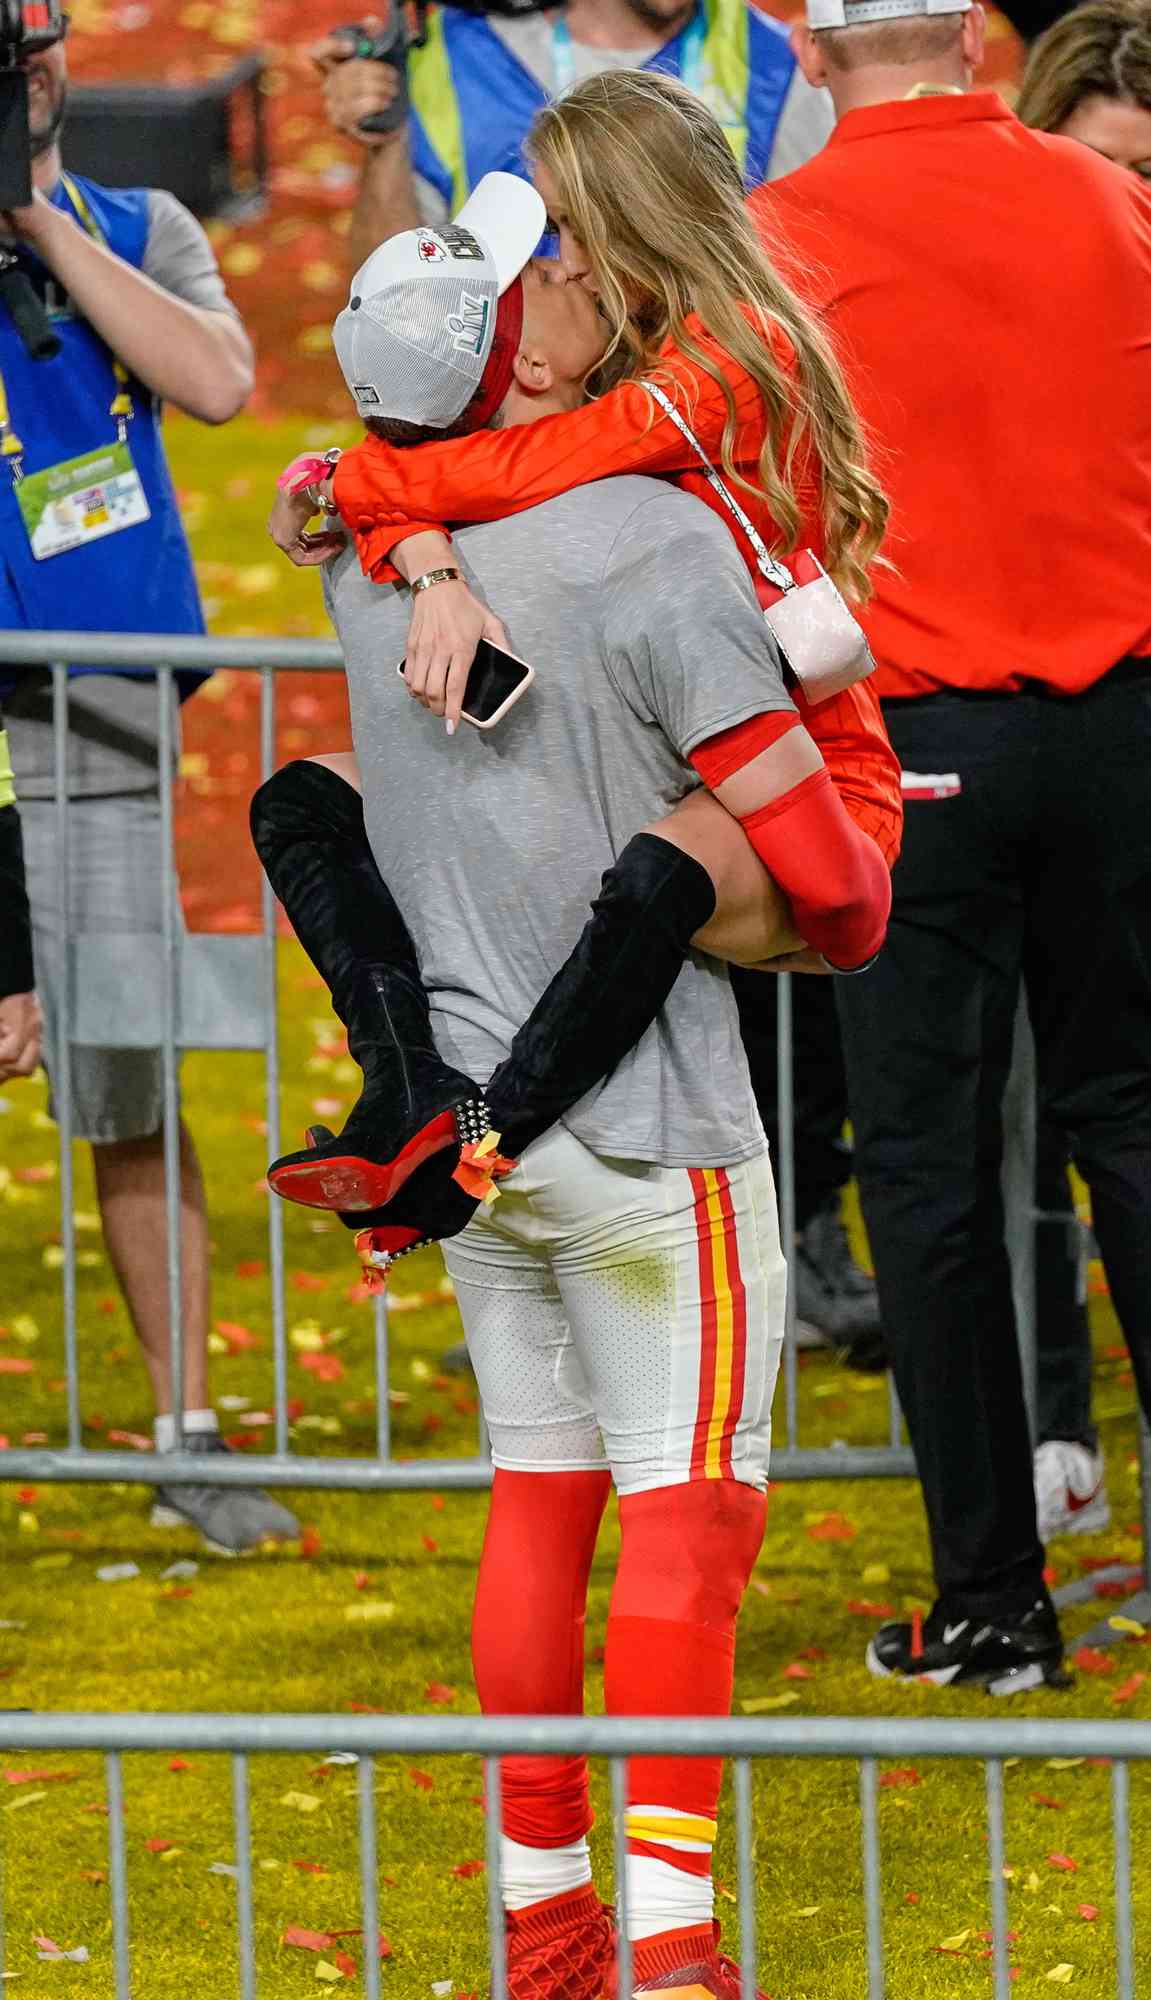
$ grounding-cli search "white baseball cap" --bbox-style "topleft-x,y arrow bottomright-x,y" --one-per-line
807,0 -> 968,26
332,172 -> 548,433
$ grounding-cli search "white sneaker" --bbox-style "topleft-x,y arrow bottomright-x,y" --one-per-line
1034,1440 -> 1111,1542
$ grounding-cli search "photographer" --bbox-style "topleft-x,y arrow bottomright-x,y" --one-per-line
309,0 -> 835,273
0,23 -> 298,1553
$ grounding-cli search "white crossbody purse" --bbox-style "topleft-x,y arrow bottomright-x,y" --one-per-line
644,381 -> 876,705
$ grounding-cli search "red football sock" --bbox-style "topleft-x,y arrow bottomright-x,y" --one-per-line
605,1481 -> 767,1943
472,1468 -> 611,1853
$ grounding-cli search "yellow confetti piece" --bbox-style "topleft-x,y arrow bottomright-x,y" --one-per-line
11,1314 -> 39,1342
1046,1966 -> 1075,1983
861,1563 -> 890,1586
1047,1758 -> 1085,1770
17,1513 -> 38,1535
315,1964 -> 343,1984
1002,1867 -> 1017,1881
1044,1905 -> 1065,1917
235,565 -> 279,598
258,1859 -> 283,1872
740,1693 -> 800,1713
297,325 -> 335,357
279,1792 -> 321,1814
1026,1872 -> 1042,1894
2,1792 -> 46,1811
938,1930 -> 971,1951
1109,1616 -> 1146,1637
291,1325 -> 326,1353
344,1601 -> 395,1623
1004,1758 -> 1021,1769
301,261 -> 343,294
31,1553 -> 72,1571
795,1906 -> 821,1918
159,1848 -> 184,1863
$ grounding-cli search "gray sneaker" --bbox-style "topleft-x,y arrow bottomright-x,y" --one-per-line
151,1432 -> 300,1555
794,1199 -> 887,1371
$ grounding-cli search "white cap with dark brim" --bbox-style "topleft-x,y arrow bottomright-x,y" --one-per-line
332,171 -> 547,432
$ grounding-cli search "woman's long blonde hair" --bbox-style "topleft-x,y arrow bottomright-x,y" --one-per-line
1016,0 -> 1151,135
528,69 -> 889,603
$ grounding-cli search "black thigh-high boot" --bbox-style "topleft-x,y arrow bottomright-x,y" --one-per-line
471,833 -> 717,1177
250,759 -> 488,1214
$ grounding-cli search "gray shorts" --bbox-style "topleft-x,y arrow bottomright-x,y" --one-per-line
20,791 -> 177,1145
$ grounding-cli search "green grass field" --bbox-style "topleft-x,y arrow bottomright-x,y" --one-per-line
1,417 -> 1149,1996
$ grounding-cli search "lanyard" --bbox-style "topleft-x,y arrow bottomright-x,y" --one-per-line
0,173 -> 134,484
551,7 -> 706,96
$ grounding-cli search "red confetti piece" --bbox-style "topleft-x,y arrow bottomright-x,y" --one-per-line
0,1358 -> 35,1375
283,1926 -> 333,1952
1074,1647 -> 1116,1676
169,1760 -> 193,1773
807,1512 -> 857,1542
846,1600 -> 894,1618
291,1271 -> 330,1292
1078,1905 -> 1099,1921
1047,1853 -> 1079,1873
910,1608 -> 924,1660
1111,1673 -> 1146,1705
409,1770 -> 435,1791
354,1572 -> 370,1591
784,1664 -> 813,1681
214,1321 -> 261,1352
17,1486 -> 37,1504
1030,1795 -> 1065,1809
334,1952 -> 358,1978
422,1535 -> 440,1554
107,1430 -> 153,1451
300,1351 -> 345,1384
879,1769 -> 921,1789
235,1260 -> 266,1279
145,1838 -> 174,1854
452,1860 -> 485,1879
1094,1581 -> 1133,1600
425,1682 -> 457,1706
430,1495 -> 445,1511
298,1526 -> 322,1559
291,1861 -> 328,1875
904,1892 -> 921,1905
78,1869 -> 106,1884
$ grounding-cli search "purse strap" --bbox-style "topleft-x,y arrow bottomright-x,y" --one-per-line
642,380 -> 794,595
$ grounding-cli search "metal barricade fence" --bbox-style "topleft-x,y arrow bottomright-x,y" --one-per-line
0,629 -> 1130,1513
0,1708 -> 1148,1999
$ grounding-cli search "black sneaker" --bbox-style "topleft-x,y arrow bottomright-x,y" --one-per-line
794,1198 -> 887,1369
866,1597 -> 1070,1695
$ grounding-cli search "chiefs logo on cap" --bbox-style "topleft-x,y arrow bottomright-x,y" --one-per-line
416,232 -> 447,264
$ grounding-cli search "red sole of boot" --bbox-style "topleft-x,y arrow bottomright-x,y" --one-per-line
266,1109 -> 459,1213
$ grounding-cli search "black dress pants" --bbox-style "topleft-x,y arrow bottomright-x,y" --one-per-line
836,667 -> 1151,1618
730,969 -> 850,1231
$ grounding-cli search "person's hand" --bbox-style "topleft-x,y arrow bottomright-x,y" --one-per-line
268,486 -> 347,568
0,991 -> 42,1082
0,190 -> 59,247
402,580 -> 510,732
308,16 -> 405,147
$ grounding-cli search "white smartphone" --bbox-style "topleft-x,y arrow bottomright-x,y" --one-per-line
397,639 -> 535,730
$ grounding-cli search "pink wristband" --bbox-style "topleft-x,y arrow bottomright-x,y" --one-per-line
277,452 -> 336,497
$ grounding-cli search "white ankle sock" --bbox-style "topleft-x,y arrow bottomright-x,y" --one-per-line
153,1409 -> 219,1453
500,1835 -> 592,1912
625,1855 -> 714,1942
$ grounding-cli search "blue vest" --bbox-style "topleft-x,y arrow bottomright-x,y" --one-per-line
0,174 -> 207,700
407,0 -> 796,214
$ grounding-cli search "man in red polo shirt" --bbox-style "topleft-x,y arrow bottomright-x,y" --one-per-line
750,0 -> 1151,1692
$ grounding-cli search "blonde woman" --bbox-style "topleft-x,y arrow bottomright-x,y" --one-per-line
1018,0 -> 1151,175
260,74 -> 899,1221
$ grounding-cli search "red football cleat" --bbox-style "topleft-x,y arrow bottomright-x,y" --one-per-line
610,1922 -> 772,2000
502,1884 -> 616,2000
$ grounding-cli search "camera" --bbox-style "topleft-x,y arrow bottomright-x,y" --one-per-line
1,0 -> 67,209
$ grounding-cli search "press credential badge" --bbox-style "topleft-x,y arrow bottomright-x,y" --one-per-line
15,439 -> 150,560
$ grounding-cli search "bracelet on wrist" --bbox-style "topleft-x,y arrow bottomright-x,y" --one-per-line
410,566 -> 462,596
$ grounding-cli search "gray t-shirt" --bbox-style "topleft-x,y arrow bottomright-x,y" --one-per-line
325,475 -> 796,1169
5,188 -> 239,800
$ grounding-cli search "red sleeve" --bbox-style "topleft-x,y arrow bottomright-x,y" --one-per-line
735,767 -> 891,971
330,325 -> 775,583
688,709 -> 801,789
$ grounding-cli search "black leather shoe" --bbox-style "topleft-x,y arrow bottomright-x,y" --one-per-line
867,1596 -> 1071,1695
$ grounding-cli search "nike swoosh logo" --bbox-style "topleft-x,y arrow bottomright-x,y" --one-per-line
943,1622 -> 969,1646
